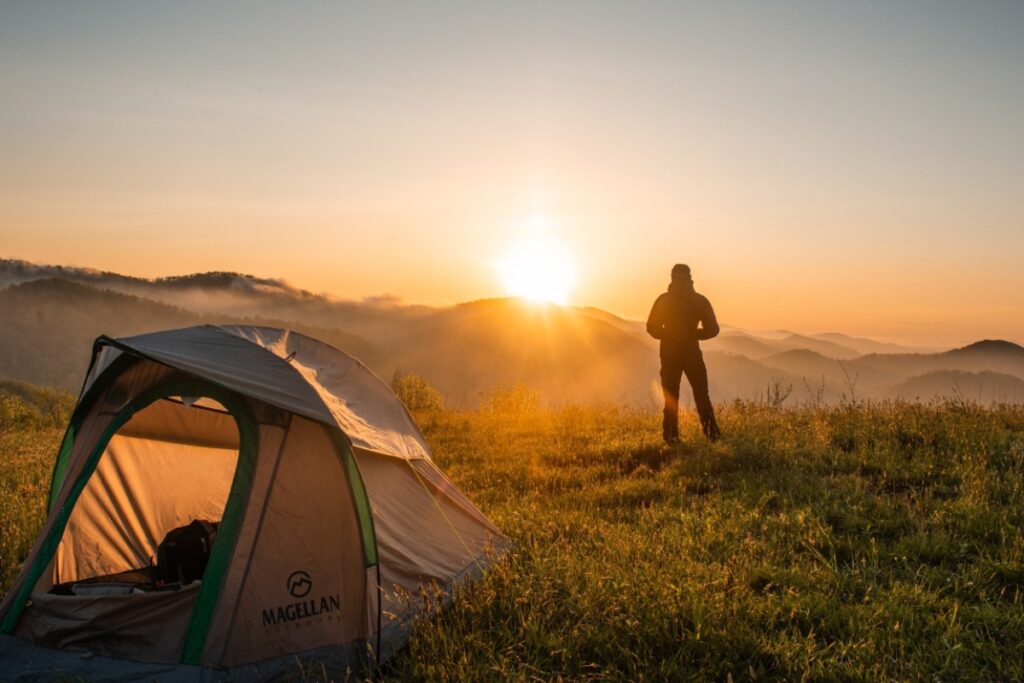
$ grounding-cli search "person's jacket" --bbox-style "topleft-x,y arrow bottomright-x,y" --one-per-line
646,281 -> 719,355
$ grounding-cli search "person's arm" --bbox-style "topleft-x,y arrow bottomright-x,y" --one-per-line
696,297 -> 719,340
646,295 -> 666,340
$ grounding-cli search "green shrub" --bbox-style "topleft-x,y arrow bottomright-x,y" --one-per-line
391,371 -> 446,411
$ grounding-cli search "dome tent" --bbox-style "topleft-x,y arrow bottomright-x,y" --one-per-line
0,326 -> 505,680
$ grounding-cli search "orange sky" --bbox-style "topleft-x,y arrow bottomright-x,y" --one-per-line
1,3 -> 1022,346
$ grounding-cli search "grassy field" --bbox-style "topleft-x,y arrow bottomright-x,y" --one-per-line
2,389 -> 1023,681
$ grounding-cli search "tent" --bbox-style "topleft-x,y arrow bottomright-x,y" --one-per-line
0,325 -> 505,680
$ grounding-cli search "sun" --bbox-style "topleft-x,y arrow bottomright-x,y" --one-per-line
497,233 -> 576,305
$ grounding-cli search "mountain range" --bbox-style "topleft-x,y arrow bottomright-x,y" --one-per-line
2,258 -> 1023,406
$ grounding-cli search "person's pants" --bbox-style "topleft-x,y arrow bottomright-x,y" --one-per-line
660,349 -> 720,441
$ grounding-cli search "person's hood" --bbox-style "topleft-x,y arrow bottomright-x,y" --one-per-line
668,279 -> 695,295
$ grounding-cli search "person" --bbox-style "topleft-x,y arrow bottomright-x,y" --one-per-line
646,263 -> 721,443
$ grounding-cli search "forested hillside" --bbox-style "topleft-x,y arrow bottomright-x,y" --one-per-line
3,260 -> 1024,406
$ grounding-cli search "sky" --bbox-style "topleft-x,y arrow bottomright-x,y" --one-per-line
1,1 -> 1022,346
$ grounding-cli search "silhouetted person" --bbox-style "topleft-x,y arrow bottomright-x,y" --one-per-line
646,263 -> 721,443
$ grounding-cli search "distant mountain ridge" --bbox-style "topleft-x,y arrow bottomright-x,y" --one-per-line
949,339 -> 1024,356
0,258 -> 433,340
888,369 -> 1024,404
1,258 -> 1021,406
0,258 -> 313,298
0,278 -> 381,389
811,332 -> 930,355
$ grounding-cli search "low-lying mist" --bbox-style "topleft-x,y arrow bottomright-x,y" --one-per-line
2,258 -> 1023,407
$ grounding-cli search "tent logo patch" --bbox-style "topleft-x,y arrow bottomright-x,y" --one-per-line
287,570 -> 312,598
262,571 -> 342,630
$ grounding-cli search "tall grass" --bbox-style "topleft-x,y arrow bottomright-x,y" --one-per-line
0,386 -> 70,591
1,392 -> 1022,680
388,399 -> 1024,681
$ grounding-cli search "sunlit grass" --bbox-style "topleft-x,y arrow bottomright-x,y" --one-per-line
390,398 -> 1024,681
2,389 -> 1023,681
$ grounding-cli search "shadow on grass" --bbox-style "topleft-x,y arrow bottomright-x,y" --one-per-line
615,443 -> 677,475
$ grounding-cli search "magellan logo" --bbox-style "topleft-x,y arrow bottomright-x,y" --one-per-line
262,570 -> 342,629
287,570 -> 312,598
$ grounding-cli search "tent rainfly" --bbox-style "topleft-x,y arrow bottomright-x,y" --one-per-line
0,326 -> 506,680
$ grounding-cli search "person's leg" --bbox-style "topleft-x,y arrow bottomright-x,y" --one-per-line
682,352 -> 720,441
660,354 -> 684,443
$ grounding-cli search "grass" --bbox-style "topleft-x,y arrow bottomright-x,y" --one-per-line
2,393 -> 1023,681
0,387 -> 70,592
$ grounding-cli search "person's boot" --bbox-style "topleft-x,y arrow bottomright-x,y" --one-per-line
663,409 -> 680,445
702,416 -> 721,442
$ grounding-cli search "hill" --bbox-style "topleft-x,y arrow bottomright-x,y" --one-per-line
946,339 -> 1024,372
778,333 -> 862,360
2,258 -> 1022,406
705,331 -> 926,362
704,331 -> 782,359
762,348 -> 844,377
812,331 -> 936,355
0,279 -> 381,389
888,369 -> 1024,404
577,306 -> 649,340
852,340 -> 1024,387
0,278 -> 199,388
385,298 -> 658,405
0,258 -> 434,340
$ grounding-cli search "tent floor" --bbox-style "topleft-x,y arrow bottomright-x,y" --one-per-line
50,566 -> 160,595
0,633 -> 370,682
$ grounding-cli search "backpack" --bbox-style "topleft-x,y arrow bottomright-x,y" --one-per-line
156,519 -> 219,585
